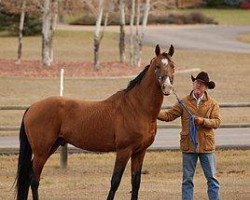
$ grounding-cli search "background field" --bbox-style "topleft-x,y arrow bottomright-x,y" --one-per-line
0,150 -> 249,200
1,29 -> 250,135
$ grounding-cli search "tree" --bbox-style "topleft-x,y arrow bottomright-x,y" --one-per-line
119,0 -> 125,63
137,0 -> 150,67
129,0 -> 150,67
41,0 -> 58,67
129,0 -> 135,66
16,0 -> 27,64
93,0 -> 108,70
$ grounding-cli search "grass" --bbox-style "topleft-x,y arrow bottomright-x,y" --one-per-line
237,33 -> 250,43
163,8 -> 250,25
65,8 -> 250,26
0,30 -> 120,62
0,150 -> 249,199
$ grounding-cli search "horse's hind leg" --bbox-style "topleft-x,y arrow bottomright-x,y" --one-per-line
107,148 -> 132,200
30,155 -> 48,200
30,138 -> 62,200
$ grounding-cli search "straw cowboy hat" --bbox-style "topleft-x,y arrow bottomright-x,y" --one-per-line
191,71 -> 215,89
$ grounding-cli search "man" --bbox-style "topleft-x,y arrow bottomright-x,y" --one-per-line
158,71 -> 221,200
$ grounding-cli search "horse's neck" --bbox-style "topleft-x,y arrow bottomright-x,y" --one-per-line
129,66 -> 163,119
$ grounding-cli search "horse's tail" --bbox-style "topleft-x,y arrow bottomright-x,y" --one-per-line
15,108 -> 32,200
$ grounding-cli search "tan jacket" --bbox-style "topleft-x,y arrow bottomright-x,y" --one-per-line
158,91 -> 221,153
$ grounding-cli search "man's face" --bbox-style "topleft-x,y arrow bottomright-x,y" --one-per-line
193,80 -> 207,97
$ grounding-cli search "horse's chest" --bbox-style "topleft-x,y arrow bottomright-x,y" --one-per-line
135,121 -> 157,149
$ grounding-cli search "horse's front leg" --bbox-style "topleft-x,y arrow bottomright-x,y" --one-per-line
131,150 -> 146,200
107,148 -> 132,200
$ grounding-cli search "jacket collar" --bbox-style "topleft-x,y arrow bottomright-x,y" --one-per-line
189,91 -> 209,102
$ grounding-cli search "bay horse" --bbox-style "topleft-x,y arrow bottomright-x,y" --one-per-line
15,44 -> 176,200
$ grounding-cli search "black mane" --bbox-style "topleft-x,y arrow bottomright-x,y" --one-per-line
125,65 -> 150,92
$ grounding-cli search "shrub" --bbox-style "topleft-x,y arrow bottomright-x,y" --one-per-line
204,0 -> 225,7
70,12 -> 217,26
204,0 -> 244,7
0,10 -> 42,36
224,0 -> 244,7
240,0 -> 250,9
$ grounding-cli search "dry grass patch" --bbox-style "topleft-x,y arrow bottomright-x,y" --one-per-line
0,150 -> 249,199
237,33 -> 250,43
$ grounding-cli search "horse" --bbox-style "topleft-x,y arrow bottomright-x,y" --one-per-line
15,44 -> 177,200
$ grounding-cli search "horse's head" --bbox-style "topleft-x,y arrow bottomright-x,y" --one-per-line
152,44 -> 176,96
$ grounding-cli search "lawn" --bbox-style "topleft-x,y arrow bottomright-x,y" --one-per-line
163,8 -> 250,25
0,150 -> 249,200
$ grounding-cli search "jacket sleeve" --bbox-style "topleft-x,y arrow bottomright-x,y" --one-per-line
203,103 -> 221,129
158,103 -> 183,122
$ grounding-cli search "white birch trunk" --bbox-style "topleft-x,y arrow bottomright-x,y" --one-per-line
16,0 -> 26,64
138,0 -> 150,67
93,0 -> 104,70
49,0 -> 58,63
135,0 -> 140,67
129,0 -> 135,66
42,0 -> 52,66
119,0 -> 125,63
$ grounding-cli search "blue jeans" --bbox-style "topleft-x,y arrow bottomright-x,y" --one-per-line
182,153 -> 220,200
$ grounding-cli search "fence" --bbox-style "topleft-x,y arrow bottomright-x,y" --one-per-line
1,102 -> 250,168
1,102 -> 250,132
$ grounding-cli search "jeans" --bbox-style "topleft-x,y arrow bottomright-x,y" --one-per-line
182,153 -> 220,200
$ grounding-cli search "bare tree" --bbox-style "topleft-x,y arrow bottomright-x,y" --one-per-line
137,0 -> 150,67
129,0 -> 150,67
42,0 -> 52,66
129,0 -> 135,66
41,0 -> 57,67
49,0 -> 58,62
119,0 -> 125,63
93,0 -> 108,70
16,0 -> 27,64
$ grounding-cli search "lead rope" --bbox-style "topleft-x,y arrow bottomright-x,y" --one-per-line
172,88 -> 198,152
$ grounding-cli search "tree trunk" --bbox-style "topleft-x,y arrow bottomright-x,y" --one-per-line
58,0 -> 64,24
93,0 -> 104,71
49,0 -> 58,63
119,0 -> 125,63
134,0 -> 140,67
129,0 -> 135,66
42,0 -> 52,67
16,0 -> 26,64
138,0 -> 150,67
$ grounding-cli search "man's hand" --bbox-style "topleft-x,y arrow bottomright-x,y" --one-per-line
157,111 -> 166,121
194,116 -> 204,126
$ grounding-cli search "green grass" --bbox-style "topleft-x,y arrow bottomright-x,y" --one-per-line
165,8 -> 250,25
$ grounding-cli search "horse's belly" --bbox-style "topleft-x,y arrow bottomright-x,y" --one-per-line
64,131 -> 116,152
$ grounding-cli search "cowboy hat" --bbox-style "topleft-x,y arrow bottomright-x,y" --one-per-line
191,71 -> 215,89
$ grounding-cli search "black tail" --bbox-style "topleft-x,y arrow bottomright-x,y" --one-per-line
15,109 -> 32,200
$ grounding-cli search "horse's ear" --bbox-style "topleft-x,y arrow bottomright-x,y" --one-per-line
168,45 -> 174,57
155,44 -> 161,56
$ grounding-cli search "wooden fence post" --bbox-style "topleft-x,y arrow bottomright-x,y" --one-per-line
59,69 -> 68,169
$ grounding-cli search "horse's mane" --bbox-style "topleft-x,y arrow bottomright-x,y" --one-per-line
125,65 -> 150,92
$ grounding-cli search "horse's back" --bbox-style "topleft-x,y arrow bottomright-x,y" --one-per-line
24,96 -> 120,152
